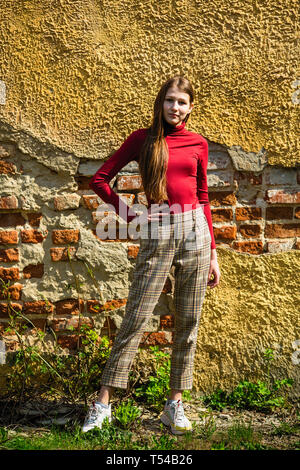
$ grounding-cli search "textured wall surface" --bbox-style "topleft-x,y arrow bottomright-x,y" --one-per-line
0,0 -> 299,396
194,249 -> 299,397
0,0 -> 299,164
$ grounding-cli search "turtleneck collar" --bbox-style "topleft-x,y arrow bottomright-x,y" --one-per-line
164,120 -> 186,136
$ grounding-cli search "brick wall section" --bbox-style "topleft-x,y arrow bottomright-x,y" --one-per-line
0,140 -> 299,352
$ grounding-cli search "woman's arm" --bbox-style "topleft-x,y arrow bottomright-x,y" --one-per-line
89,130 -> 145,223
197,138 -> 220,288
196,138 -> 216,251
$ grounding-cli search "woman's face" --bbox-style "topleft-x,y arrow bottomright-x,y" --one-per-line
163,86 -> 193,126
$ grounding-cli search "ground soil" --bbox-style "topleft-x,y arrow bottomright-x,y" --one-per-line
0,394 -> 299,450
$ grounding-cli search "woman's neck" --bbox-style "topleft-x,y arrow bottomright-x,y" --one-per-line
164,120 -> 186,135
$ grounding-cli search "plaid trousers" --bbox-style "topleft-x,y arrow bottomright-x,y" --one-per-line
100,206 -> 212,390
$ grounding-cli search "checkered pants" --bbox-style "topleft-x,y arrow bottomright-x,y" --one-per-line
100,206 -> 212,390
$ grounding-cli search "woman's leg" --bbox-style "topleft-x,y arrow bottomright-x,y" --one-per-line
99,233 -> 175,391
169,389 -> 182,401
170,218 -> 211,391
97,385 -> 114,405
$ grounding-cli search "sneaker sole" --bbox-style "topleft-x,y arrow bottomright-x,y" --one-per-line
160,413 -> 192,435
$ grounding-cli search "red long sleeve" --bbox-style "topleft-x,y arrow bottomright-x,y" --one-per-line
89,122 -> 216,249
196,138 -> 216,249
89,130 -> 145,223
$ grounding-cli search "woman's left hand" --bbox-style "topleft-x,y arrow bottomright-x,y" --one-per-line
207,254 -> 221,289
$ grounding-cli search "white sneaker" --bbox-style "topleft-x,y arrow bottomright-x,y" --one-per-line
82,401 -> 112,433
160,399 -> 192,435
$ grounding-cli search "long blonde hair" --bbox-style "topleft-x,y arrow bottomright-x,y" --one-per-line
139,75 -> 194,204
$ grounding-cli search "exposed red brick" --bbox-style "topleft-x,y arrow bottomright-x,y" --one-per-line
51,316 -> 94,332
265,223 -> 300,238
235,207 -> 262,221
30,318 -> 47,331
0,196 -> 18,209
23,300 -> 54,315
209,191 -> 237,207
55,298 -> 84,315
57,334 -> 79,350
127,245 -> 139,259
295,241 -> 300,250
87,298 -> 127,314
232,241 -> 264,255
265,190 -> 300,204
0,230 -> 18,244
27,212 -> 42,227
116,175 -> 143,191
81,194 -> 102,210
0,248 -> 19,262
211,208 -> 233,222
23,264 -> 44,279
140,332 -> 172,346
0,302 -> 22,318
266,206 -> 294,220
50,246 -> 77,261
104,299 -> 127,310
0,267 -> 19,281
21,230 -> 47,243
16,317 -> 47,331
0,283 -> 22,300
160,315 -> 174,329
0,213 -> 26,227
0,160 -> 16,174
214,225 -> 237,241
239,224 -> 262,238
52,229 -> 80,244
234,171 -> 262,185
295,207 -> 300,219
75,176 -> 92,190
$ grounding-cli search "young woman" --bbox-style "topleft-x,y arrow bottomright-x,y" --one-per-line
82,75 -> 221,435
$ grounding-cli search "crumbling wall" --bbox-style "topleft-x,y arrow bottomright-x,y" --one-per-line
0,0 -> 299,395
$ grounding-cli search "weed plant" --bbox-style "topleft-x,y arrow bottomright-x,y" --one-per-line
134,346 -> 191,411
202,348 -> 294,413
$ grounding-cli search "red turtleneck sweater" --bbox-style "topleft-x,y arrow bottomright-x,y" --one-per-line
89,121 -> 216,249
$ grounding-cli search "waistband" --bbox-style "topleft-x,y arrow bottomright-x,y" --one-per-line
154,205 -> 206,225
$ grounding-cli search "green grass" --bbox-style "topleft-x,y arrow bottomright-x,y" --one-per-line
0,422 -> 177,451
1,414 -> 297,451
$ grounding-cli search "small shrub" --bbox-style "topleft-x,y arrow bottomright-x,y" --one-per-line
134,346 -> 191,411
114,399 -> 142,429
203,378 -> 293,413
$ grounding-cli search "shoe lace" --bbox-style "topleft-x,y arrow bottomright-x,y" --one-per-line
86,401 -> 102,424
174,400 -> 190,423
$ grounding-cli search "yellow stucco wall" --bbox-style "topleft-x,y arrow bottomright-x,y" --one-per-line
194,247 -> 299,397
0,0 -> 299,165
